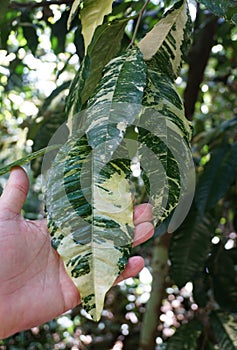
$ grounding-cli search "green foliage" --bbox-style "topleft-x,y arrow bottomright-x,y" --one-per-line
195,143 -> 237,214
210,311 -> 237,349
1,0 -> 237,349
197,0 -> 237,24
166,320 -> 203,349
170,206 -> 215,287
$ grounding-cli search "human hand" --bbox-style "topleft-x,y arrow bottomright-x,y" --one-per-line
0,167 -> 154,339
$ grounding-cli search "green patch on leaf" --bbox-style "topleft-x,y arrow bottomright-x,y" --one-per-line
198,0 -> 237,24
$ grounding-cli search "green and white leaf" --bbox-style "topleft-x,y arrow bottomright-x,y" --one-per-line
47,1 -> 194,320
84,47 -> 146,156
66,18 -> 131,129
135,0 -> 193,226
46,48 -> 146,321
210,311 -> 237,350
142,69 -> 192,143
81,0 -> 114,52
138,0 -> 192,79
136,67 -> 193,227
67,0 -> 81,29
46,135 -> 134,321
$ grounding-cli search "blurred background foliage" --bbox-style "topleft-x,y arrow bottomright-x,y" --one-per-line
0,0 -> 237,349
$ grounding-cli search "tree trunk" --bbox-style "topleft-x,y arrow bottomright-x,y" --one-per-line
138,233 -> 171,350
184,11 -> 218,120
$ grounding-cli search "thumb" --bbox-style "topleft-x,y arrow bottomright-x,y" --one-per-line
0,166 -> 29,217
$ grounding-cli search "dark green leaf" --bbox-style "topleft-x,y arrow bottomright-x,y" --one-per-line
210,311 -> 237,350
208,245 -> 237,312
197,0 -> 237,24
170,205 -> 215,287
0,0 -> 11,49
192,271 -> 210,308
51,11 -> 69,54
166,320 -> 203,349
195,143 -> 237,215
21,12 -> 39,55
27,82 -> 70,176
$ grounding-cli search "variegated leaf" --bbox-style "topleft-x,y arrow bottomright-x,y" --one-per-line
138,0 -> 191,79
134,66 -> 192,228
46,48 -> 147,321
47,1 -> 193,321
142,69 -> 192,143
84,48 -> 146,158
81,0 -> 114,52
67,0 -> 81,30
210,311 -> 237,349
46,135 -> 133,321
66,18 -> 131,130
135,1 -> 193,226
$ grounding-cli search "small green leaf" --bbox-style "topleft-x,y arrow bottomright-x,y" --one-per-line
81,0 -> 114,52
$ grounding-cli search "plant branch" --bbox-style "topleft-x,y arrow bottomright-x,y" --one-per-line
128,0 -> 150,48
138,233 -> 171,350
183,11 -> 218,120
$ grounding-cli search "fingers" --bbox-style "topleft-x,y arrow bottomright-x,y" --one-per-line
133,203 -> 154,247
0,166 -> 29,217
133,221 -> 154,247
133,203 -> 153,226
114,256 -> 145,284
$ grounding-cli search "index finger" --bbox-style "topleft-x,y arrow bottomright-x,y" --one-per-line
133,203 -> 153,226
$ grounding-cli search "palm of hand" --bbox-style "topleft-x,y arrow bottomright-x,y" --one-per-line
0,215 -> 79,337
0,167 -> 153,339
